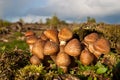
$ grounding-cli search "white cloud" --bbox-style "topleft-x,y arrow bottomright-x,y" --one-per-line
0,0 -> 120,23
10,15 -> 50,23
46,0 -> 120,18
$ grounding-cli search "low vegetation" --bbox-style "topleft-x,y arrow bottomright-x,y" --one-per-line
0,17 -> 120,80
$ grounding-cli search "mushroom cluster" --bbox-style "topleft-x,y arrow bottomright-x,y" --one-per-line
25,28 -> 110,73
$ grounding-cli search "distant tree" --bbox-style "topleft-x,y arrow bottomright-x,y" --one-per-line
87,16 -> 96,23
45,15 -> 60,29
46,18 -> 51,25
19,18 -> 24,25
0,19 -> 11,27
60,20 -> 67,25
50,15 -> 60,28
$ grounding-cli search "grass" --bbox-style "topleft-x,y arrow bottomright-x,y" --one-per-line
0,40 -> 29,52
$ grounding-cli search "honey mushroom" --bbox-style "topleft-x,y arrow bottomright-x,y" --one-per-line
32,39 -> 45,60
44,29 -> 59,43
64,38 -> 81,57
43,41 -> 59,62
58,27 -> 73,45
25,27 -> 111,72
30,55 -> 41,65
40,32 -> 48,41
83,33 -> 99,53
93,38 -> 110,58
24,30 -> 36,37
25,31 -> 38,53
56,45 -> 71,73
80,48 -> 94,65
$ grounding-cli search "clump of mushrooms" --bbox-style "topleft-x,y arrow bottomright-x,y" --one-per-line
25,27 -> 111,72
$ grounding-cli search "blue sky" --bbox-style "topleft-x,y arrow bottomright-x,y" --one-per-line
0,0 -> 120,23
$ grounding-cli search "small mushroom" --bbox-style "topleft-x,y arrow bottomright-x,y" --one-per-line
56,45 -> 71,73
83,33 -> 99,53
44,29 -> 59,43
25,30 -> 35,37
32,39 -> 45,60
64,39 -> 81,57
30,55 -> 41,65
93,38 -> 110,58
58,27 -> 73,45
80,48 -> 94,65
84,33 -> 99,45
44,41 -> 59,62
40,32 -> 48,41
26,36 -> 38,52
44,41 -> 59,55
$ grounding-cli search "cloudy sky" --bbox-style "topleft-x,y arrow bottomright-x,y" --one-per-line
0,0 -> 120,23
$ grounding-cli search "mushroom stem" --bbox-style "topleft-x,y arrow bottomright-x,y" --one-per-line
29,44 -> 33,53
60,41 -> 67,46
59,66 -> 68,73
50,54 -> 57,62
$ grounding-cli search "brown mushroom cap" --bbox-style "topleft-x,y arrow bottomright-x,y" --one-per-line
25,31 -> 35,37
30,55 -> 41,65
56,51 -> 71,72
26,36 -> 38,53
44,29 -> 59,43
80,48 -> 94,65
93,38 -> 110,54
32,39 -> 45,60
58,27 -> 73,45
64,39 -> 81,56
26,36 -> 38,45
56,52 -> 71,67
44,41 -> 59,55
40,32 -> 48,41
84,33 -> 99,46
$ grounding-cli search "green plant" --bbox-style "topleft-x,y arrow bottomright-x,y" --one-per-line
15,64 -> 45,80
0,40 -> 29,52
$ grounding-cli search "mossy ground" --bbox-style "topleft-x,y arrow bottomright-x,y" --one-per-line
0,23 -> 120,80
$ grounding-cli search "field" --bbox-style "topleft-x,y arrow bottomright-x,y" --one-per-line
0,21 -> 120,80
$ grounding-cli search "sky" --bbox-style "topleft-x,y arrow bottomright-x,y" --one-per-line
0,0 -> 120,24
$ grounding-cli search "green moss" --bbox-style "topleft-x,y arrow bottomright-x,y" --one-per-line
15,65 -> 45,80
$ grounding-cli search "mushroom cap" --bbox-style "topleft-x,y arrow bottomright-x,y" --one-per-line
64,39 -> 81,56
84,33 -> 99,45
44,29 -> 59,43
58,27 -> 73,42
93,38 -> 110,54
25,31 -> 35,37
93,50 -> 102,58
44,41 -> 59,55
56,52 -> 71,67
30,55 -> 41,65
26,36 -> 38,45
32,39 -> 45,59
80,48 -> 94,65
40,32 -> 48,41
